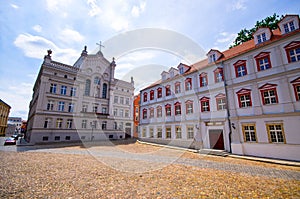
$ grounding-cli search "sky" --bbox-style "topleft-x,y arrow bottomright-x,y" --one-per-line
0,0 -> 299,120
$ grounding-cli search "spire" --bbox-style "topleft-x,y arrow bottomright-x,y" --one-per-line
96,41 -> 104,56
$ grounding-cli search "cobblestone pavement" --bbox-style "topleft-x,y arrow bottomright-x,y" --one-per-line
1,139 -> 299,180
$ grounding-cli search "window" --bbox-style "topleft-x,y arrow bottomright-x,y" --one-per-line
157,127 -> 162,138
142,128 -> 146,137
166,127 -> 171,138
165,104 -> 171,116
125,98 -> 129,105
58,101 -> 65,111
44,118 -> 52,128
66,119 -> 72,129
114,122 -> 118,130
55,136 -> 60,141
149,108 -> 154,118
94,76 -> 100,85
157,106 -> 162,118
65,136 -> 71,141
143,92 -> 148,102
113,108 -> 118,116
119,122 -> 124,130
175,82 -> 181,93
81,120 -> 87,129
185,78 -> 192,91
242,124 -> 257,142
68,103 -> 74,112
214,68 -> 223,83
179,67 -> 184,74
114,96 -> 118,103
267,123 -> 285,143
125,110 -> 129,117
157,88 -> 162,98
200,97 -> 210,112
284,21 -> 295,33
284,41 -> 300,63
50,83 -> 57,94
102,83 -> 107,98
60,85 -> 67,95
291,77 -> 300,101
142,109 -> 147,119
93,106 -> 98,113
43,136 -> 49,141
199,73 -> 208,87
175,126 -> 182,139
102,107 -> 107,114
119,109 -> 124,117
236,89 -> 252,108
174,102 -> 181,115
234,60 -> 247,77
150,90 -> 154,100
85,79 -> 91,96
82,104 -> 88,112
187,126 -> 194,139
47,100 -> 54,111
120,97 -> 124,104
70,87 -> 76,96
149,128 -> 154,138
254,52 -> 272,71
166,85 -> 171,96
257,32 -> 267,44
102,121 -> 107,130
216,94 -> 226,110
186,100 -> 193,114
259,83 -> 278,105
210,54 -> 216,63
56,118 -> 63,128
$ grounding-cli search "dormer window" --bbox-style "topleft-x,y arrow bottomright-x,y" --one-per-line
179,67 -> 184,74
257,33 -> 267,44
284,21 -> 295,33
210,54 -> 216,63
162,74 -> 166,80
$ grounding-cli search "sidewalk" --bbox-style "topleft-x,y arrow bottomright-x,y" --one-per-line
137,140 -> 300,167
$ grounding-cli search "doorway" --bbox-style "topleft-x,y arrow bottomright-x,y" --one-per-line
209,129 -> 224,150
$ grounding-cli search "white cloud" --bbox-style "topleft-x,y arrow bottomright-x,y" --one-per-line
232,0 -> 247,11
58,28 -> 85,44
32,25 -> 42,33
216,32 -> 237,43
45,0 -> 72,17
87,0 -> 102,17
14,33 -> 80,64
131,1 -> 146,17
10,4 -> 19,9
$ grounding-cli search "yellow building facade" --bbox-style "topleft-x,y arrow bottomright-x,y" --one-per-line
0,99 -> 11,136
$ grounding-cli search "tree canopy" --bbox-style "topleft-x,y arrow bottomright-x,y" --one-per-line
229,13 -> 284,48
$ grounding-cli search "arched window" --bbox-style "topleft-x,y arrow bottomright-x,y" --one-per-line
94,76 -> 100,85
102,83 -> 107,98
84,79 -> 91,96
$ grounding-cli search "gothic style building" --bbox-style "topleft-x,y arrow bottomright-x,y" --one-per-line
139,14 -> 300,161
26,47 -> 134,144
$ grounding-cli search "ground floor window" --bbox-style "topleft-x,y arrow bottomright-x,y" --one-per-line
175,126 -> 182,139
149,128 -> 154,138
242,124 -> 257,142
54,136 -> 60,141
142,128 -> 146,137
42,136 -> 48,141
157,127 -> 162,138
166,127 -> 171,138
65,136 -> 71,140
266,123 -> 285,143
187,126 -> 194,139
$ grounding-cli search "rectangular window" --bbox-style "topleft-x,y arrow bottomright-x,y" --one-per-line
201,100 -> 210,112
185,78 -> 192,91
284,21 -> 295,33
200,74 -> 208,87
143,93 -> 147,102
175,83 -> 181,93
149,108 -> 154,118
289,48 -> 300,62
93,106 -> 98,113
119,109 -> 124,117
187,126 -> 194,139
236,65 -> 247,77
120,97 -> 124,104
165,105 -> 171,116
216,98 -> 226,110
58,101 -> 65,111
54,136 -> 60,141
44,118 -> 51,128
114,96 -> 118,103
50,83 -> 57,94
102,107 -> 107,114
215,70 -> 223,83
142,128 -> 146,137
125,110 -> 129,117
66,119 -> 72,129
237,91 -> 252,108
113,108 -> 118,116
157,127 -> 162,138
175,126 -> 182,139
125,98 -> 129,105
186,101 -> 193,114
65,136 -> 71,141
102,121 -> 107,130
259,58 -> 271,70
293,83 -> 300,101
56,118 -> 63,128
262,89 -> 278,105
47,100 -> 54,111
166,127 -> 171,138
166,86 -> 171,96
157,88 -> 162,98
242,124 -> 256,142
70,87 -> 76,96
68,103 -> 74,112
43,136 -> 49,141
81,120 -> 87,129
175,103 -> 181,115
150,90 -> 154,100
149,128 -> 154,138
60,85 -> 67,95
157,106 -> 162,118
82,104 -> 88,112
114,122 -> 118,130
142,109 -> 147,119
267,124 -> 285,143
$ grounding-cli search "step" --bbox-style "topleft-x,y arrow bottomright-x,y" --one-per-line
199,149 -> 229,157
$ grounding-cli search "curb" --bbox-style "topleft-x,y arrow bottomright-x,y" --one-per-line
137,140 -> 198,153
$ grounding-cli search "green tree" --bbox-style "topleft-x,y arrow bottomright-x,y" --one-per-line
230,13 -> 284,48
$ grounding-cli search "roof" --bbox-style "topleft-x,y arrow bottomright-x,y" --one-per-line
141,25 -> 300,92
0,99 -> 11,108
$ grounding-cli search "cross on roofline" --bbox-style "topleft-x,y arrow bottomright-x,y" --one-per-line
96,41 -> 105,52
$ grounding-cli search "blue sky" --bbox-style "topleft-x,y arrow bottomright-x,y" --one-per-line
0,0 -> 299,119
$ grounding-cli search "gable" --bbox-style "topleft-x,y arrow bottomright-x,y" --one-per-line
258,83 -> 277,90
236,88 -> 251,94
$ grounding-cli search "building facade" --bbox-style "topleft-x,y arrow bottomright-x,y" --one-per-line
26,47 -> 134,144
7,117 -> 22,134
0,99 -> 11,136
133,94 -> 140,138
139,14 -> 300,161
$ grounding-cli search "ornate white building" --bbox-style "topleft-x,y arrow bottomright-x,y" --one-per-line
139,14 -> 300,161
26,47 -> 134,144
